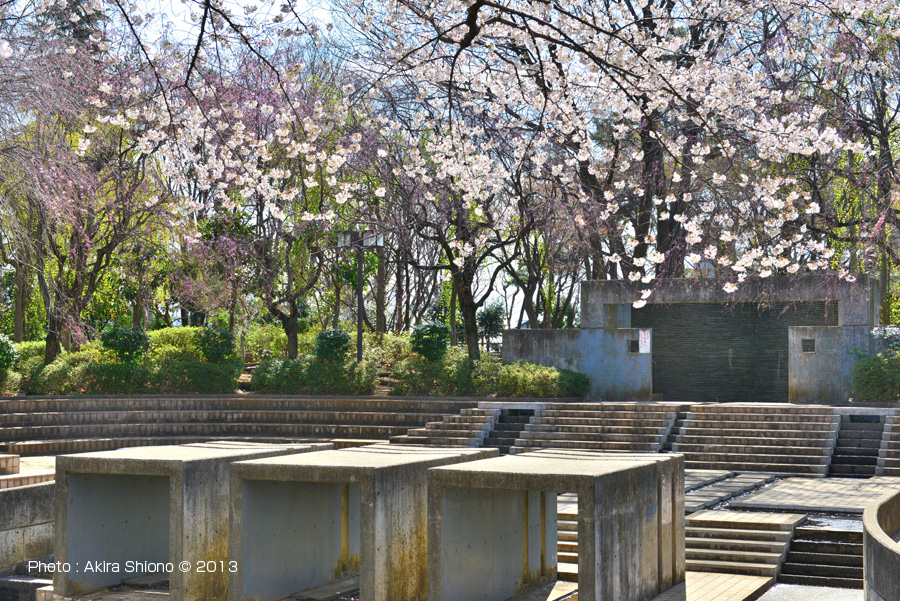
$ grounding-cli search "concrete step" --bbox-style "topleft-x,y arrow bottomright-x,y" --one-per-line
518,440 -> 658,451
685,548 -> 782,564
675,434 -> 834,446
780,562 -> 862,579
684,461 -> 827,475
673,444 -> 830,456
558,542 -> 578,554
557,562 -> 577,582
680,452 -> 827,465
688,405 -> 834,416
1,409 -> 448,427
793,528 -> 862,544
0,396 -> 478,414
685,537 -> 786,554
680,421 -> 836,432
0,422 -> 411,441
686,413 -> 836,424
786,552 -> 862,567
778,574 -> 862,589
686,511 -> 807,532
790,540 -> 862,555
522,431 -> 662,444
685,527 -> 792,543
0,470 -> 55,489
2,435 -> 359,455
558,520 -> 577,532
0,454 -> 19,475
558,551 -> 578,564
685,559 -> 777,577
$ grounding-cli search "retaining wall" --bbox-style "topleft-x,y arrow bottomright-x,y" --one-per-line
864,489 -> 900,601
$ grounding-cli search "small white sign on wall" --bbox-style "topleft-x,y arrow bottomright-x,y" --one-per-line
638,329 -> 651,354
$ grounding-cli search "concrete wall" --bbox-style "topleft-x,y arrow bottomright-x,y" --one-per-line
239,481 -> 360,600
439,489 -> 556,601
789,326 -> 880,404
582,275 -> 880,328
864,489 -> 900,601
0,483 -> 54,571
502,328 -> 652,401
633,302 -> 836,402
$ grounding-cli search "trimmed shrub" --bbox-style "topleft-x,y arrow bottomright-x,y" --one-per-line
314,330 -> 352,363
252,355 -> 377,395
13,341 -> 45,369
0,369 -> 22,395
410,323 -> 450,361
31,349 -> 102,394
80,359 -> 241,394
197,328 -> 235,363
245,323 -> 288,362
852,350 -> 900,403
101,326 -> 149,363
147,327 -> 203,357
390,352 -> 590,398
0,334 -> 17,371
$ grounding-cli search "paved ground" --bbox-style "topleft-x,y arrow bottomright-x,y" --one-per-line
685,470 -> 733,492
685,474 -> 776,513
756,584 -> 862,601
730,477 -> 900,513
19,455 -> 55,473
649,572 -> 773,601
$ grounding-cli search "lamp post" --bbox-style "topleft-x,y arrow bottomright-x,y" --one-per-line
337,230 -> 385,361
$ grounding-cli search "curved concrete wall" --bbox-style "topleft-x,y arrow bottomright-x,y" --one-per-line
864,489 -> 900,601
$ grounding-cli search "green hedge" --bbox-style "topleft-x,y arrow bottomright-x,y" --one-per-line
251,355 -> 377,395
81,360 -> 242,394
147,327 -> 204,357
389,352 -> 589,397
852,350 -> 900,403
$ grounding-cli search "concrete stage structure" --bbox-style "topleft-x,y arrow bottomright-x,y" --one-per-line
228,444 -> 496,601
503,275 -> 882,403
427,449 -> 684,601
54,441 -> 331,601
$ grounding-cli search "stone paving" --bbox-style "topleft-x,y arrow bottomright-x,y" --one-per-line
684,474 -> 776,513
649,572 -> 773,601
685,470 -> 733,492
756,584 -> 863,601
730,476 -> 900,514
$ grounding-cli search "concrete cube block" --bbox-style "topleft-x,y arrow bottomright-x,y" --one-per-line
427,449 -> 684,601
229,444 -> 496,601
55,441 -> 331,601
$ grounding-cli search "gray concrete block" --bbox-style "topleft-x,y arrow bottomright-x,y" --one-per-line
228,444 -> 496,601
54,441 -> 331,601
427,449 -> 684,601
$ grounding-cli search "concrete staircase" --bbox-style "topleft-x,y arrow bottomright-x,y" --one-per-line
779,527 -> 863,588
829,414 -> 883,477
483,409 -> 534,455
877,410 -> 900,476
673,404 -> 838,475
557,494 -> 579,583
685,510 -> 806,579
513,403 -> 679,453
393,408 -> 499,447
0,396 -> 477,455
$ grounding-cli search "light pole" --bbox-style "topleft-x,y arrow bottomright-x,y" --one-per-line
337,230 -> 385,362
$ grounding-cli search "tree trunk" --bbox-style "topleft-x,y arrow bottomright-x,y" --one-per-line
131,295 -> 143,330
450,285 -> 457,346
13,263 -> 28,343
454,276 -> 481,360
44,312 -> 63,364
333,282 -> 341,330
375,245 -> 387,333
285,314 -> 299,359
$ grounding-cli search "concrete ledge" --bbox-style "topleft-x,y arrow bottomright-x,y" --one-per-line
0,482 -> 55,571
228,445 -> 496,601
427,449 -> 685,601
54,441 -> 331,601
864,488 -> 900,601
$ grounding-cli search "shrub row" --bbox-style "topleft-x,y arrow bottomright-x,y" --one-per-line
251,356 -> 377,395
389,350 -> 589,398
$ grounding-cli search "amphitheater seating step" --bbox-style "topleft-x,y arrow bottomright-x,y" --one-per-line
0,396 -> 477,455
829,414 -> 884,478
676,404 -> 838,475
